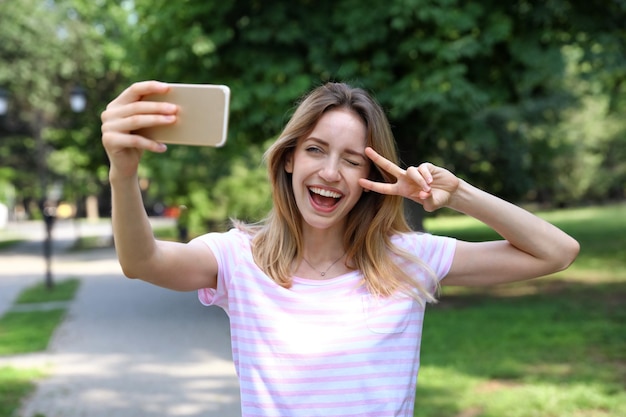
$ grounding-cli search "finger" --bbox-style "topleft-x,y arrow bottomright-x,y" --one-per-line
103,131 -> 167,153
102,113 -> 177,135
359,178 -> 400,196
406,166 -> 431,192
364,147 -> 406,179
418,190 -> 432,200
107,81 -> 170,108
417,163 -> 434,184
104,99 -> 178,119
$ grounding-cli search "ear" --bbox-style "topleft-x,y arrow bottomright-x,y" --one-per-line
285,152 -> 294,173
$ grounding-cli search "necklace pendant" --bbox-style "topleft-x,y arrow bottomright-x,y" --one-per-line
302,252 -> 346,278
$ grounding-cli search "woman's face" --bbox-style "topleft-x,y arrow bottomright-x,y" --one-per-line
285,108 -> 370,233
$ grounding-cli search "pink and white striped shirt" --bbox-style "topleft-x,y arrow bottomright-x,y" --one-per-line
195,228 -> 456,417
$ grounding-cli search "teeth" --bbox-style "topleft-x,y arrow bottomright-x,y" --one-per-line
310,187 -> 342,199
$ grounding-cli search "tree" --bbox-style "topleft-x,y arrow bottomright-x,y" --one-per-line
0,0 -> 136,218
125,0 -> 626,229
0,0 -> 76,214
563,0 -> 626,201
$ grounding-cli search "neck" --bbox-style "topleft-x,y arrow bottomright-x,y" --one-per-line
300,225 -> 345,263
302,251 -> 346,277
295,224 -> 349,279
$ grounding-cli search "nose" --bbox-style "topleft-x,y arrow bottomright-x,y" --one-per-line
319,158 -> 341,182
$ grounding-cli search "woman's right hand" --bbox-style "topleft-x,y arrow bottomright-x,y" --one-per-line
101,81 -> 178,180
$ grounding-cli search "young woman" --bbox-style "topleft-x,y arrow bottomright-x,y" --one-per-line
101,80 -> 579,417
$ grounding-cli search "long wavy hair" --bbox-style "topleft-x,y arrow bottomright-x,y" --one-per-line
240,82 -> 437,303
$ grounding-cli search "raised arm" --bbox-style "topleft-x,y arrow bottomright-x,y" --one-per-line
359,147 -> 580,286
101,81 -> 218,291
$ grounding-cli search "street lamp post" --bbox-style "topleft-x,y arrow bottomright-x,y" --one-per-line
41,183 -> 62,289
42,86 -> 87,289
0,85 -> 86,289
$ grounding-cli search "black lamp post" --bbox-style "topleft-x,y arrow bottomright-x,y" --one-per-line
0,85 -> 86,289
40,85 -> 87,289
41,183 -> 61,289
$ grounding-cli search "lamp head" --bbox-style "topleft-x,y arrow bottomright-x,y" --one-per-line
69,86 -> 86,113
0,88 -> 8,116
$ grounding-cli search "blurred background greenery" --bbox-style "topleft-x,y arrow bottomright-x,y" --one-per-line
1,3 -> 624,415
0,0 -> 624,233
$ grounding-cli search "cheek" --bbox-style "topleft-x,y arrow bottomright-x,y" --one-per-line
350,177 -> 366,200
359,165 -> 372,184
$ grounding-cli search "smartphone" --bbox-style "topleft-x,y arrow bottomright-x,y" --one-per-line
138,83 -> 230,147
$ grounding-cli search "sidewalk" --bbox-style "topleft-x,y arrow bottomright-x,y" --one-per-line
0,221 -> 241,417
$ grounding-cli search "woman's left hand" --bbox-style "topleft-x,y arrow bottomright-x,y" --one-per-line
358,147 -> 460,212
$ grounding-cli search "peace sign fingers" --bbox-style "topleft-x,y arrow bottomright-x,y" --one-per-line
359,147 -> 461,212
364,147 -> 406,179
359,147 -> 433,200
359,148 -> 403,195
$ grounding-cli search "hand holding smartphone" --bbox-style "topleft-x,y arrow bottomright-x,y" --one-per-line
137,83 -> 230,147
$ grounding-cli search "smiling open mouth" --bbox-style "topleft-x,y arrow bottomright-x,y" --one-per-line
309,186 -> 343,207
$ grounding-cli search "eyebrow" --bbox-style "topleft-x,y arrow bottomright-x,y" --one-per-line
305,137 -> 368,160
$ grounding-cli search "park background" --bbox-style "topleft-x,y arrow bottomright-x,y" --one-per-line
0,0 -> 624,231
0,1 -> 624,417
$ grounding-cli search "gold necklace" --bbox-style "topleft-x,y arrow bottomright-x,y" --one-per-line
302,252 -> 346,277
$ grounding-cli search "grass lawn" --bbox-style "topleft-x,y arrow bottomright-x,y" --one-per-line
0,278 -> 81,415
15,279 -> 81,305
0,279 -> 80,356
0,228 -> 23,250
0,309 -> 68,356
0,239 -> 21,250
416,203 -> 626,417
424,203 -> 626,280
0,367 -> 44,417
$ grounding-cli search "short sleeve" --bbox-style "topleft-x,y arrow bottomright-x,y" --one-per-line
190,228 -> 250,312
413,233 -> 456,280
391,232 -> 457,292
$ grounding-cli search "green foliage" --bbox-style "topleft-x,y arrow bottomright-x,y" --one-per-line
1,0 -> 624,226
128,0 -> 625,228
209,153 -> 273,224
0,0 -> 135,214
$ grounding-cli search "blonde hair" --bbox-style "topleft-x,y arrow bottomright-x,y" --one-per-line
240,82 -> 438,303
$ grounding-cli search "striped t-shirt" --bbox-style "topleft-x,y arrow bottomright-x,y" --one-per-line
195,228 -> 456,417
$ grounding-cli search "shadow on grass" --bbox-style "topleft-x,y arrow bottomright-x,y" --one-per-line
415,278 -> 626,417
0,239 -> 22,251
0,367 -> 44,417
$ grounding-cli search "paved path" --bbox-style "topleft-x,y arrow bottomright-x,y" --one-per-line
0,220 -> 241,417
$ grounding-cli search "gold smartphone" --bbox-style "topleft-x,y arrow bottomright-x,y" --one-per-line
138,83 -> 230,147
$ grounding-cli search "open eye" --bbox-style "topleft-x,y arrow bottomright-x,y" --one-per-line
306,146 -> 323,154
